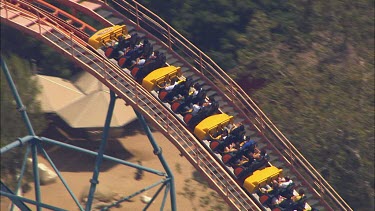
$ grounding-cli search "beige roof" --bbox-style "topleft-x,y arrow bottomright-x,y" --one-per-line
35,75 -> 84,112
36,73 -> 137,128
73,71 -> 109,95
56,90 -> 137,128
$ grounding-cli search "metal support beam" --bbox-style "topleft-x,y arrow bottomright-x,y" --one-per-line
38,146 -> 84,211
10,146 -> 31,211
102,178 -> 170,210
0,57 -> 176,211
31,139 -> 41,211
161,183 -> 171,210
0,135 -> 34,154
1,182 -> 30,211
0,190 -> 66,211
40,137 -> 166,176
143,182 -> 167,211
85,90 -> 116,211
134,110 -> 177,211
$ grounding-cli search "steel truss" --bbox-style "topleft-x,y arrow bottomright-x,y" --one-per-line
0,58 -> 176,211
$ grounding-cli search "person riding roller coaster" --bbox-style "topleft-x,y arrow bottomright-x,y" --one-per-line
170,83 -> 207,114
259,185 -> 316,211
210,132 -> 238,154
130,51 -> 167,82
269,189 -> 310,211
222,137 -> 258,165
117,45 -> 144,68
233,149 -> 269,181
118,38 -> 154,69
158,77 -> 194,103
209,125 -> 246,154
104,33 -> 141,59
183,100 -> 220,128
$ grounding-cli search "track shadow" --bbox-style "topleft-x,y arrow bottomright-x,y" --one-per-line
119,120 -> 145,137
119,118 -> 157,137
37,114 -> 158,172
40,138 -> 134,172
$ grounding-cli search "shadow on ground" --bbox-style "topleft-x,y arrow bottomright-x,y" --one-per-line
40,138 -> 134,172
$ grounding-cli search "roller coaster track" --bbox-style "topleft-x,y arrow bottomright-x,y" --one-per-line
0,0 -> 352,210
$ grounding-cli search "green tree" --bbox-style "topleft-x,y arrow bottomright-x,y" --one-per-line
1,25 -> 80,79
139,0 -> 255,69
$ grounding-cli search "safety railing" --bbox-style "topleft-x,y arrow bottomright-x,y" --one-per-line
11,0 -> 92,44
107,0 -> 352,210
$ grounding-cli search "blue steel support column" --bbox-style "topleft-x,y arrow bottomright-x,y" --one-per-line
31,139 -> 42,211
0,191 -> 66,211
1,59 -> 41,210
0,136 -> 34,154
1,182 -> 31,211
134,110 -> 177,211
85,90 -> 116,211
143,182 -> 167,211
41,137 -> 165,176
103,178 -> 170,210
161,183 -> 171,210
10,146 -> 31,211
38,146 -> 84,211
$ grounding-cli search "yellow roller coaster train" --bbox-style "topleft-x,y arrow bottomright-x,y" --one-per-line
89,25 -> 316,211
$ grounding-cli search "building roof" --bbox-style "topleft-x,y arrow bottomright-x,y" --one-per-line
36,72 -> 137,128
35,75 -> 84,112
57,90 -> 136,128
72,71 -> 109,95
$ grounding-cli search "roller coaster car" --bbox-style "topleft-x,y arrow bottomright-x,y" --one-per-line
118,48 -> 144,68
241,166 -> 282,193
131,53 -> 166,81
234,154 -> 270,181
118,40 -> 154,68
142,66 -> 182,92
158,77 -> 193,103
183,100 -> 220,128
230,124 -> 246,139
170,89 -> 207,114
210,124 -> 246,151
259,196 -> 301,211
210,135 -> 238,153
221,140 -> 256,165
89,25 -> 128,49
260,194 -> 273,207
259,188 -> 282,207
278,183 -> 296,199
269,196 -> 308,211
193,113 -> 234,140
104,33 -> 141,59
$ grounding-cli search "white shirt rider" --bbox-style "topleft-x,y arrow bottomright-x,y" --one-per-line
192,104 -> 202,115
165,81 -> 178,91
137,58 -> 146,66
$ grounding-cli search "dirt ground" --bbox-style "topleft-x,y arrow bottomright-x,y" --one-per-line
0,126 -> 230,211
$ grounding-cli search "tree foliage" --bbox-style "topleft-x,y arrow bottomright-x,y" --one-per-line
1,25 -> 80,78
140,0 -> 255,69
